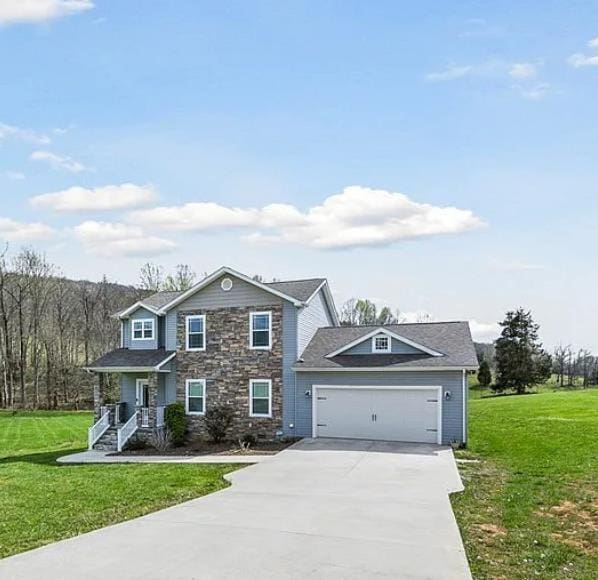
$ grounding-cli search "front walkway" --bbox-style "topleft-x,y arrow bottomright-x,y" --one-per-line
58,449 -> 273,464
1,439 -> 472,579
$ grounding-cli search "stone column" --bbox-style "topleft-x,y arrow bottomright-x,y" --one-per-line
148,372 -> 158,428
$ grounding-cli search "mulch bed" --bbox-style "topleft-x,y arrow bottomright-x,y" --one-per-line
116,438 -> 300,457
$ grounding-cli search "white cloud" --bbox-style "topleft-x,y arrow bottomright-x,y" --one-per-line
0,122 -> 50,145
469,320 -> 500,343
4,171 -> 26,180
73,221 -> 177,257
129,185 -> 485,250
588,37 -> 598,49
30,183 -> 157,212
30,150 -> 88,173
493,259 -> 547,272
568,53 -> 598,68
425,65 -> 475,82
0,0 -> 93,25
0,217 -> 54,241
509,62 -> 537,79
517,82 -> 551,100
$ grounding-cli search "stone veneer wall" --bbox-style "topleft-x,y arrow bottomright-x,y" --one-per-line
176,304 -> 283,440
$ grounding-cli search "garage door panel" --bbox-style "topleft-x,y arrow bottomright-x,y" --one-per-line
315,387 -> 440,444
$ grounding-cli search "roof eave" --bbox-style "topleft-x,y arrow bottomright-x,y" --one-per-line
292,365 -> 479,372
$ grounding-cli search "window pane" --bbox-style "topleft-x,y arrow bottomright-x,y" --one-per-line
188,333 -> 204,349
189,382 -> 204,397
252,330 -> 269,347
188,397 -> 203,413
252,314 -> 269,331
375,337 -> 388,350
133,329 -> 142,338
252,398 -> 269,415
252,383 -> 269,398
189,318 -> 203,333
143,320 -> 153,330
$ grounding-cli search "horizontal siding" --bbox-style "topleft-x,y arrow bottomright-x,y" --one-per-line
120,373 -> 145,420
124,308 -> 158,350
282,302 -> 298,434
297,290 -> 333,355
345,336 -> 423,355
294,370 -> 465,444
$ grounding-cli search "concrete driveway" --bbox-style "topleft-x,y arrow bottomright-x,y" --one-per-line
0,439 -> 472,579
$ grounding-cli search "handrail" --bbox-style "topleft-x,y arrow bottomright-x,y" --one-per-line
117,411 -> 139,452
88,410 -> 110,449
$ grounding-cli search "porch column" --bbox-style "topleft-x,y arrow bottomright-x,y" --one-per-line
148,372 -> 158,427
93,373 -> 105,421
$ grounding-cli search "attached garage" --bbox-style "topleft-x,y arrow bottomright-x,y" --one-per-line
313,385 -> 441,444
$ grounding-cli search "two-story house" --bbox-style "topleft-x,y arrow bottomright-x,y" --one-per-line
86,266 -> 477,451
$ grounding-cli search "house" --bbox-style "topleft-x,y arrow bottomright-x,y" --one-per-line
86,266 -> 478,451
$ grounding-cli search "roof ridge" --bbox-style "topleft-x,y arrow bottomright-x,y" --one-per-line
266,277 -> 326,284
319,320 -> 469,329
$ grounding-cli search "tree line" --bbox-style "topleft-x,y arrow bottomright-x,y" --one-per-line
476,308 -> 597,393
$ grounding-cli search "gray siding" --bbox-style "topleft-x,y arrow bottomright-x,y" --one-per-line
282,302 -> 298,433
120,373 -> 145,419
293,370 -> 465,444
344,336 -> 423,355
297,289 -> 333,355
123,308 -> 158,350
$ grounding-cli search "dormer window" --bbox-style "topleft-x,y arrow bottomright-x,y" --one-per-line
372,334 -> 391,353
132,319 -> 154,341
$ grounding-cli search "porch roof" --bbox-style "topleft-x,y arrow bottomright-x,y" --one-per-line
85,348 -> 175,373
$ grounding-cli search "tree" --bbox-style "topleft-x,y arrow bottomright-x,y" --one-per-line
139,263 -> 164,292
339,298 -> 400,326
163,264 -> 196,291
493,308 -> 551,394
478,359 -> 492,387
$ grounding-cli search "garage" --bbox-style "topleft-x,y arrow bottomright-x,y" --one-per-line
313,386 -> 442,444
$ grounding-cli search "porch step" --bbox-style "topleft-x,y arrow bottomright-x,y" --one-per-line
93,426 -> 119,452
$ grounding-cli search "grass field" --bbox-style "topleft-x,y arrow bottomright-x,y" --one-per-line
0,411 -> 240,558
453,389 -> 598,579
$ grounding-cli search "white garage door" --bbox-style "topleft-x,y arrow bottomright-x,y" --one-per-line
314,386 -> 441,444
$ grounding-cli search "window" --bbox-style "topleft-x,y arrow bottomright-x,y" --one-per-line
249,311 -> 271,349
132,318 -> 154,340
249,379 -> 271,417
185,379 -> 206,415
372,335 -> 391,353
186,315 -> 206,351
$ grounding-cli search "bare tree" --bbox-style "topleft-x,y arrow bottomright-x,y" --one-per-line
164,264 -> 196,291
139,263 -> 164,292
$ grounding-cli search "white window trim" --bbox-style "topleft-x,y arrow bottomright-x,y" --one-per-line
185,314 -> 206,352
249,379 -> 272,418
185,378 -> 206,415
371,334 -> 391,353
249,311 -> 272,350
131,318 -> 155,341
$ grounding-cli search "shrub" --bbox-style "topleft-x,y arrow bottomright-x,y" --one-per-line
205,405 -> 234,442
149,428 -> 172,452
164,402 -> 187,446
241,433 -> 257,447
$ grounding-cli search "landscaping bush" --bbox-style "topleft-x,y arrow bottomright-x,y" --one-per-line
164,402 -> 187,446
149,428 -> 172,452
241,432 -> 257,447
205,405 -> 234,442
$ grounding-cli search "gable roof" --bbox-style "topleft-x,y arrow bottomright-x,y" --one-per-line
294,321 -> 478,371
85,348 -> 175,372
325,327 -> 444,358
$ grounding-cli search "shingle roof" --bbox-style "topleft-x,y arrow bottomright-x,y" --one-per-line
140,291 -> 184,310
295,322 -> 478,370
265,278 -> 325,302
87,348 -> 175,369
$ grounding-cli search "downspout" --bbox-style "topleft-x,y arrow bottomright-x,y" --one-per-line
462,368 -> 467,446
293,306 -> 299,435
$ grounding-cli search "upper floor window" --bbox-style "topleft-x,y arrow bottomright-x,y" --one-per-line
186,315 -> 206,351
249,311 -> 271,349
372,335 -> 391,353
132,318 -> 154,341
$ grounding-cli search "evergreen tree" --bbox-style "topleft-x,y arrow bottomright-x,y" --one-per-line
477,358 -> 492,387
494,308 -> 551,394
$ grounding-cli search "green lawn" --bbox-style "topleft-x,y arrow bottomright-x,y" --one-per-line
0,411 -> 241,558
453,389 -> 598,579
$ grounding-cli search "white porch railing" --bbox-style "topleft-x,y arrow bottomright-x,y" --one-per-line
156,405 -> 165,427
117,411 -> 139,452
141,407 -> 150,428
88,409 -> 110,449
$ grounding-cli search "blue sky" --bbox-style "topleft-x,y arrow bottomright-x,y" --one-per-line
1,1 -> 597,350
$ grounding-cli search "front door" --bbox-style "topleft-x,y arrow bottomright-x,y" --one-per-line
136,379 -> 150,426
